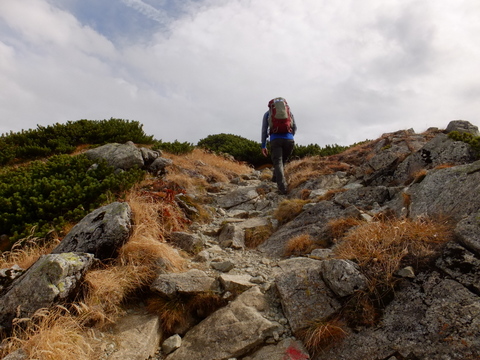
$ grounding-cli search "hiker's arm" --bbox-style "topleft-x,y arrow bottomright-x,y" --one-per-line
291,112 -> 297,135
261,112 -> 269,150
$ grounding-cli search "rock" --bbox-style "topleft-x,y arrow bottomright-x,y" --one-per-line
445,119 -> 480,136
108,309 -> 161,360
218,223 -> 245,249
275,258 -> 341,334
169,232 -> 203,254
52,202 -> 132,260
0,252 -> 94,331
436,241 -> 480,295
454,210 -> 480,256
396,266 -> 415,278
404,160 -> 480,221
219,274 -> 254,293
85,142 -> 145,170
309,248 -> 334,260
165,287 -> 279,360
150,269 -> 218,299
1,349 -> 28,360
333,186 -> 391,210
315,272 -> 480,359
244,338 -> 310,360
259,201 -> 345,257
394,133 -> 476,185
149,157 -> 173,176
321,259 -> 368,297
0,265 -> 24,295
162,334 -> 182,355
211,260 -> 235,272
216,186 -> 260,210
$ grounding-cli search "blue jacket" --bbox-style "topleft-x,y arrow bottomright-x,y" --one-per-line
261,111 -> 296,149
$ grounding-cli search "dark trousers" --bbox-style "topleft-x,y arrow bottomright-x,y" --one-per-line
271,138 -> 295,194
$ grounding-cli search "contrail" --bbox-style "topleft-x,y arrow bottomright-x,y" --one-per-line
121,0 -> 168,24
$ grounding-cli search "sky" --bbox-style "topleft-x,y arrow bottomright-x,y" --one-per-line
1,0 -> 479,147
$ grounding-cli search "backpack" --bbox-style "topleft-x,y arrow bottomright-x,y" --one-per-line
267,97 -> 293,134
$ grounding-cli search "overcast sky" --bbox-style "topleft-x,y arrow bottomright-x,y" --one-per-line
1,0 -> 479,147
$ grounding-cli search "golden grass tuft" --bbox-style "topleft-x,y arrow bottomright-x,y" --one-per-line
300,318 -> 347,354
285,157 -> 352,190
146,293 -> 226,336
0,234 -> 59,270
163,148 -> 252,193
325,217 -> 363,242
1,307 -> 96,360
285,234 -> 315,257
244,224 -> 274,249
274,199 -> 310,225
333,216 -> 454,289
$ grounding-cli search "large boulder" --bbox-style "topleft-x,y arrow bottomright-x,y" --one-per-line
405,160 -> 480,221
394,133 -> 477,185
0,252 -> 94,331
52,202 -> 132,260
275,258 -> 341,334
445,119 -> 480,136
165,287 -> 280,360
150,269 -> 218,299
259,201 -> 345,257
85,142 -> 146,170
314,272 -> 480,359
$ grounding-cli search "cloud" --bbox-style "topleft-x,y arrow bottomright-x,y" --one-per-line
1,0 -> 479,147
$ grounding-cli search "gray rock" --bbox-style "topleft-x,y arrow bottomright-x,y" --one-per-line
321,259 -> 368,297
219,274 -> 254,293
333,186 -> 391,210
436,242 -> 480,294
0,265 -> 24,295
165,287 -> 279,360
218,223 -> 245,249
394,133 -> 476,185
0,252 -> 94,331
85,142 -> 144,170
108,309 -> 161,360
162,334 -> 182,355
150,269 -> 218,299
244,338 -> 310,360
259,201 -> 345,257
1,349 -> 28,360
216,186 -> 260,210
169,232 -> 203,254
275,258 -> 341,334
52,202 -> 132,260
454,210 -> 480,256
315,272 -> 480,359
405,160 -> 480,220
211,260 -> 235,273
149,157 -> 173,175
445,119 -> 480,136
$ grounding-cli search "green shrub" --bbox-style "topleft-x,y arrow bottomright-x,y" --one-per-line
152,140 -> 195,154
197,133 -> 268,167
448,131 -> 480,158
0,154 -> 145,243
0,119 -> 155,165
292,143 -> 347,158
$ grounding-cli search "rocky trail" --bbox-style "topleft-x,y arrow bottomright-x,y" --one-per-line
2,120 -> 480,360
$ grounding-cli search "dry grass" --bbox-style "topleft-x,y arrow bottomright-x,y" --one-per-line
285,234 -> 315,257
334,216 -> 454,290
274,199 -> 310,225
285,157 -> 352,190
325,217 -> 363,243
164,148 -> 252,193
300,318 -> 347,354
1,307 -> 96,360
0,234 -> 60,270
244,224 -> 274,249
146,293 -> 226,336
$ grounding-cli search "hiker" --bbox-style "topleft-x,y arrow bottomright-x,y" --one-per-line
261,97 -> 297,195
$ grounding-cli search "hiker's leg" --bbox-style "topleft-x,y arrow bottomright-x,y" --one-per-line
271,139 -> 287,194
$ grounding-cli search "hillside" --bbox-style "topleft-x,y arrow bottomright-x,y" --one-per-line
1,120 -> 480,359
